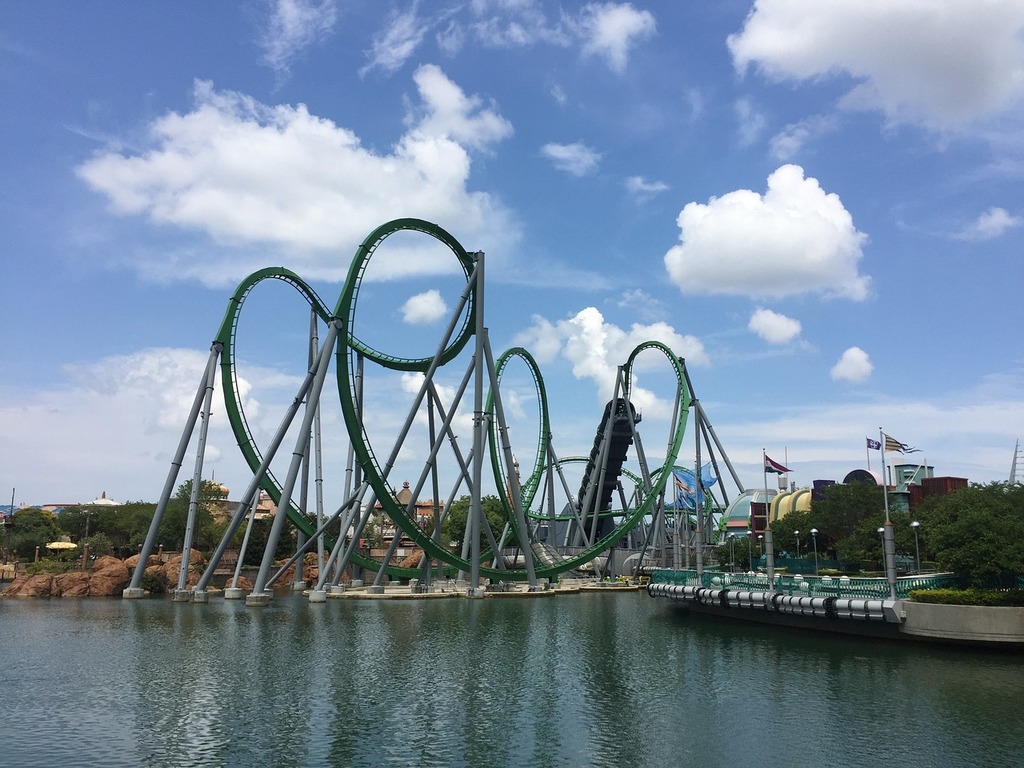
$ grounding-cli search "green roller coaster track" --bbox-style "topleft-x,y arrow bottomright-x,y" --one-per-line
215,218 -> 692,581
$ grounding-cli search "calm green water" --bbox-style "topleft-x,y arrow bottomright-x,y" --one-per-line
1,591 -> 1021,767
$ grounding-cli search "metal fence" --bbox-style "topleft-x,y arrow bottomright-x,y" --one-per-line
650,568 -> 960,599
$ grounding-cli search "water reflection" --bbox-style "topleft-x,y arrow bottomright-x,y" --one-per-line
1,593 -> 1021,767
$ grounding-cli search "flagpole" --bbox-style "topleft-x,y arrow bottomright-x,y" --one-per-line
879,427 -> 896,600
762,449 -> 775,593
866,439 -> 871,472
879,428 -> 890,524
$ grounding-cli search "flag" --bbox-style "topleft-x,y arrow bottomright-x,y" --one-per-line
866,437 -> 881,450
764,454 -> 790,474
883,434 -> 919,453
671,464 -> 717,510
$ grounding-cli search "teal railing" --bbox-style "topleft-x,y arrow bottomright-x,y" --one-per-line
650,569 -> 959,599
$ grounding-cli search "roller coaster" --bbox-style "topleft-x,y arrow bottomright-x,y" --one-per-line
123,219 -> 745,604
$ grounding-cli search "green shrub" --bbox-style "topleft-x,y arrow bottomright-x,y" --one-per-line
140,570 -> 164,594
909,588 -> 1024,607
26,559 -> 78,575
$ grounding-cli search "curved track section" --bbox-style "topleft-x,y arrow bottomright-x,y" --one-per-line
217,221 -> 692,581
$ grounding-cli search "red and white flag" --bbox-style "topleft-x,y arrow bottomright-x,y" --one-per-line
764,454 -> 790,474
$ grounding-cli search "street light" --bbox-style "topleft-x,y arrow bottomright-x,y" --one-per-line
794,530 -> 800,560
728,534 -> 736,573
877,527 -> 885,570
810,528 -> 819,575
757,534 -> 764,558
911,521 -> 921,574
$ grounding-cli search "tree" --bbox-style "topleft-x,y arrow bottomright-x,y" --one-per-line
442,495 -> 510,550
917,482 -> 1024,586
811,482 -> 885,559
8,507 -> 63,560
157,479 -> 228,551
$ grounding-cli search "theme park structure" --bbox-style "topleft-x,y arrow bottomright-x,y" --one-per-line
123,219 -> 744,605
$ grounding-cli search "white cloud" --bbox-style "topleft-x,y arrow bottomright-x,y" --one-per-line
734,98 -> 767,147
76,72 -> 514,284
955,206 -> 1023,241
617,288 -> 664,322
728,0 -> 1024,129
664,164 -> 870,300
748,308 -> 801,344
469,0 -> 571,48
406,63 -> 514,150
578,2 -> 656,73
541,141 -> 601,176
0,348 -> 280,502
513,306 -> 708,415
361,5 -> 429,75
830,346 -> 873,382
625,175 -> 669,202
769,114 -> 837,161
261,0 -> 337,77
401,289 -> 448,324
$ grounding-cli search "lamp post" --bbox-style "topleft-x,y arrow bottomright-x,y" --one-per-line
728,534 -> 736,573
794,530 -> 800,560
757,534 -> 764,558
911,521 -> 921,574
877,527 -> 885,571
810,528 -> 819,575
746,535 -> 752,571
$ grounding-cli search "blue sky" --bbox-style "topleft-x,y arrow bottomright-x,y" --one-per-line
2,0 -> 1023,508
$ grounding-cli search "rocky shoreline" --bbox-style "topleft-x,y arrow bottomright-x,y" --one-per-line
0,550 -> 213,598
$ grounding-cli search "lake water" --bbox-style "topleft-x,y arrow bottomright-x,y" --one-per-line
1,590 -> 1021,767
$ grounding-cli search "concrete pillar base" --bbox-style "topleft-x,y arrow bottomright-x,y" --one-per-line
224,587 -> 244,600
122,587 -> 146,599
349,579 -> 363,588
246,592 -> 272,607
308,589 -> 328,603
170,589 -> 191,602
191,590 -> 209,603
366,585 -> 385,594
329,584 -> 347,594
466,586 -> 487,599
291,581 -> 307,591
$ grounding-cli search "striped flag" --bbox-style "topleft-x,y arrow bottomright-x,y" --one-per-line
764,454 -> 790,474
883,434 -> 919,453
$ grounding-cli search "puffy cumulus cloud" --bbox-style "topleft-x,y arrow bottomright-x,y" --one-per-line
401,289 -> 448,324
728,0 -> 1024,129
625,175 -> 669,202
541,141 -> 601,176
664,164 -> 870,300
830,346 -> 873,382
955,206 -> 1023,241
578,2 -> 656,73
405,64 -> 514,151
748,308 -> 801,344
76,72 -> 514,284
513,307 -> 707,415
260,0 -> 337,77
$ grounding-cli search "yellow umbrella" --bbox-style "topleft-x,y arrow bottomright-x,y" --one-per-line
45,541 -> 78,551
